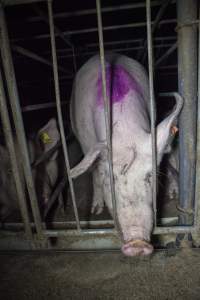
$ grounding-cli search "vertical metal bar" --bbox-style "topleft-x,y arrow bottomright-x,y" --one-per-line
0,66 -> 32,239
177,0 -> 198,225
0,3 -> 44,238
96,0 -> 118,229
194,5 -> 200,230
47,0 -> 81,231
146,0 -> 157,225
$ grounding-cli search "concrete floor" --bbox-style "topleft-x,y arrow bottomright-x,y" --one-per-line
1,248 -> 200,300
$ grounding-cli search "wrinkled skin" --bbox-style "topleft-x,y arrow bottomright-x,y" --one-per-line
0,118 -> 60,221
70,53 -> 183,256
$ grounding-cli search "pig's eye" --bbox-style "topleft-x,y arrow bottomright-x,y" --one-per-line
7,169 -> 12,174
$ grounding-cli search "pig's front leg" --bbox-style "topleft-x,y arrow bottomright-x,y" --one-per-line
91,166 -> 105,215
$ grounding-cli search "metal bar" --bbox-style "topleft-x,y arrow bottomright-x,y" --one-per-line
96,0 -> 118,230
12,45 -> 71,75
32,4 -> 77,74
155,42 -> 177,67
146,0 -> 157,225
194,5 -> 200,230
11,19 -> 177,43
141,0 -> 172,62
87,36 -> 177,48
58,44 -> 174,60
0,3 -> 44,238
47,0 -> 81,231
44,226 -> 195,238
0,65 -> 32,239
5,1 -> 166,17
177,0 -> 198,225
22,101 -> 68,112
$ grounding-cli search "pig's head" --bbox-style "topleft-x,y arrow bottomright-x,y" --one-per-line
70,93 -> 183,256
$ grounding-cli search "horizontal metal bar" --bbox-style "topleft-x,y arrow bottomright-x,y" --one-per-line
86,36 -> 177,48
0,217 -> 179,231
57,44 -> 174,59
22,101 -> 68,112
12,45 -> 71,75
12,19 -> 177,43
155,42 -> 177,66
4,0 -> 167,16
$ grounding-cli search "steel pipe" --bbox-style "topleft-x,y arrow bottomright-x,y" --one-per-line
0,65 -> 32,239
0,3 -> 44,238
96,0 -> 118,231
146,0 -> 157,225
177,0 -> 198,225
12,19 -> 177,43
155,42 -> 177,67
47,0 -> 81,231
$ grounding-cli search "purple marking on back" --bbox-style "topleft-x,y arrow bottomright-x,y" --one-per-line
96,63 -> 142,107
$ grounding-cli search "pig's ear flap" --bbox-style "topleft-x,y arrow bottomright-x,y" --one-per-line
70,142 -> 107,178
156,93 -> 183,155
37,118 -> 60,159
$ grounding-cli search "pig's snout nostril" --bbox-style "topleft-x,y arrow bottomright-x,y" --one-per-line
121,239 -> 153,256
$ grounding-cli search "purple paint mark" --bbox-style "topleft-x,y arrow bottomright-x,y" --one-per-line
96,63 -> 142,107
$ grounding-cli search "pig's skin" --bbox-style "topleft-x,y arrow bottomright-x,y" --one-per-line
70,53 -> 183,256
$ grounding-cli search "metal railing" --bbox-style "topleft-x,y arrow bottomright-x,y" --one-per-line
0,0 -> 199,251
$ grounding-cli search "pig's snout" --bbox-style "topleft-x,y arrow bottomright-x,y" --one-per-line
121,240 -> 153,256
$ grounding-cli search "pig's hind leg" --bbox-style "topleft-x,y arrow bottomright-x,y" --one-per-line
91,167 -> 104,215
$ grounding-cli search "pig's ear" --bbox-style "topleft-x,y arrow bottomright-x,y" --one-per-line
37,118 -> 60,159
156,93 -> 183,155
70,142 -> 107,178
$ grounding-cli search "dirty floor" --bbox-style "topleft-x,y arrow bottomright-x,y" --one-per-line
1,248 -> 200,300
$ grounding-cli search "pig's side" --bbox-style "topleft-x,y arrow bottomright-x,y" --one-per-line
70,53 -> 183,256
0,118 -> 60,221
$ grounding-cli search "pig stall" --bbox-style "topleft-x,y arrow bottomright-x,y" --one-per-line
0,0 -> 199,257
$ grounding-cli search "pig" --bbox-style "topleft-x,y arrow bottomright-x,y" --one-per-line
0,118 -> 60,221
70,53 -> 183,256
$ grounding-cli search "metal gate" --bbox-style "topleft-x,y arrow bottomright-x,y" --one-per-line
0,0 -> 199,251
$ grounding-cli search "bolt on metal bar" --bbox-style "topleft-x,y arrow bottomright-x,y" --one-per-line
47,0 -> 81,231
11,19 -> 177,43
0,65 -> 32,239
12,45 -> 71,75
155,42 -> 177,67
141,0 -> 172,63
146,0 -> 157,225
96,0 -> 118,230
0,3 -> 44,238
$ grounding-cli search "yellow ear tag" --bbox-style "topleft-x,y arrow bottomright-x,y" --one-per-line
40,132 -> 52,144
171,125 -> 178,135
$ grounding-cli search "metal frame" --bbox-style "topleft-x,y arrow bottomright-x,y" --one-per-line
0,0 -> 199,251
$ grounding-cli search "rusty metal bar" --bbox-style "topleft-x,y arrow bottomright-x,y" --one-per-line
96,0 -> 118,230
12,45 -> 71,75
0,65 -> 32,239
0,3 -> 44,238
177,0 -> 198,225
47,0 -> 81,231
146,0 -> 157,225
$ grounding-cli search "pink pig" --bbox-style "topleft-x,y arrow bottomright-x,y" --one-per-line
70,53 -> 183,256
